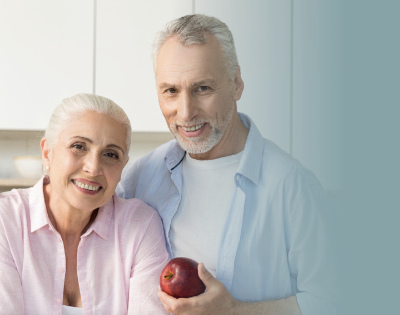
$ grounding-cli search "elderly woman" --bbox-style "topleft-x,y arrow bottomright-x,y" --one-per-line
0,94 -> 170,314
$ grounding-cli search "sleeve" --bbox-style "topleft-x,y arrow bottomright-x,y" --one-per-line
0,210 -> 25,314
127,211 -> 171,315
116,160 -> 137,199
285,169 -> 338,315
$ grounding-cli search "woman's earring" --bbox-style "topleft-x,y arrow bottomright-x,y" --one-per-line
45,166 -> 49,171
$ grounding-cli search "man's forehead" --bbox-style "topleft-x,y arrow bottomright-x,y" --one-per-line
157,35 -> 223,64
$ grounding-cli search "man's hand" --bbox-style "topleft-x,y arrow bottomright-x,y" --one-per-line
157,263 -> 242,315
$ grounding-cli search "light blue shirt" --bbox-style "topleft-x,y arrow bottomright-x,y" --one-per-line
117,113 -> 337,315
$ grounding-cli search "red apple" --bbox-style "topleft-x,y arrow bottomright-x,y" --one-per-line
160,257 -> 206,298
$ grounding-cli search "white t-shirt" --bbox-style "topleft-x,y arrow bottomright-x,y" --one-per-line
170,151 -> 242,276
62,305 -> 83,315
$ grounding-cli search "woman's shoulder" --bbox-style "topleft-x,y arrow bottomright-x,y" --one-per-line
0,188 -> 31,219
111,195 -> 164,243
113,195 -> 159,223
0,188 -> 33,242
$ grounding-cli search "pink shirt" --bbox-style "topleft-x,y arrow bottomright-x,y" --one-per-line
0,178 -> 170,314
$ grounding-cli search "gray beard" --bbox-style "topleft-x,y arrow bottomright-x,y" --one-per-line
170,105 -> 235,154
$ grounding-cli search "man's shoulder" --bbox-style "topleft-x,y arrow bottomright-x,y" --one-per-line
136,139 -> 179,166
117,139 -> 181,199
253,136 -> 318,189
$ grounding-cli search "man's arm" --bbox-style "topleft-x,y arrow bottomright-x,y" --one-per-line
158,263 -> 302,315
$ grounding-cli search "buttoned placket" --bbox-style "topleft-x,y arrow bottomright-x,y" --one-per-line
77,234 -> 91,314
48,225 -> 66,315
216,173 -> 246,291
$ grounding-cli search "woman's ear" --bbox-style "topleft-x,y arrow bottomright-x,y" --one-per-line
40,138 -> 51,169
124,156 -> 129,167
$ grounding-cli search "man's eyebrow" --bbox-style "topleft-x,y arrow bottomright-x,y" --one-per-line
158,79 -> 217,90
191,79 -> 217,87
158,82 -> 179,89
69,136 -> 125,154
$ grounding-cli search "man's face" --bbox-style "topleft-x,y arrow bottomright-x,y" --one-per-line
155,35 -> 243,159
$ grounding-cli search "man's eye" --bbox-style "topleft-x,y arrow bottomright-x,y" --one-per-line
165,88 -> 177,94
197,86 -> 209,92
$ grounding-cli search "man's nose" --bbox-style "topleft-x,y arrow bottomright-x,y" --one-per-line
177,91 -> 197,122
83,152 -> 103,177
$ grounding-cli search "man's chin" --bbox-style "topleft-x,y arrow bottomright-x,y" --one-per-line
175,137 -> 213,155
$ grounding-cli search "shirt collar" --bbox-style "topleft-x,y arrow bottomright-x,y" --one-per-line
30,177 -> 113,240
83,195 -> 113,240
30,177 -> 50,232
236,113 -> 264,185
164,140 -> 186,171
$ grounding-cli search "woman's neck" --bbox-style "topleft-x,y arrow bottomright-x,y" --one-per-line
43,183 -> 98,241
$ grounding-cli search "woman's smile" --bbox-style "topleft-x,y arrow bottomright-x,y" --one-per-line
72,179 -> 102,193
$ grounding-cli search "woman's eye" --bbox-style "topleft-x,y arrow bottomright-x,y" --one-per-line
71,143 -> 86,153
104,152 -> 119,160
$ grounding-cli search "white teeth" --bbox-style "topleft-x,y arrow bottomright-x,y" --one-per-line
73,180 -> 101,191
181,124 -> 204,132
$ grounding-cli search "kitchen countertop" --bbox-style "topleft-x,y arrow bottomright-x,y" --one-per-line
0,178 -> 38,193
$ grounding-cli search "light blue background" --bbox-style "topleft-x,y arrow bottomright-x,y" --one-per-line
335,1 -> 400,314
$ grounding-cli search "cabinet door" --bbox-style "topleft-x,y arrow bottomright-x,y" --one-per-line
0,0 -> 93,130
96,0 -> 193,132
195,0 -> 292,152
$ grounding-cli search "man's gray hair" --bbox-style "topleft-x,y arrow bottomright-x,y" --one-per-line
44,93 -> 131,153
153,14 -> 239,80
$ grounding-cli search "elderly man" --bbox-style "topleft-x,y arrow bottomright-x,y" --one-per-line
118,14 -> 336,315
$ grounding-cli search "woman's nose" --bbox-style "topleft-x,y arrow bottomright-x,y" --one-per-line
82,153 -> 103,177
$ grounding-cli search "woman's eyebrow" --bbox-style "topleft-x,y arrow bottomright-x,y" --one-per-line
106,144 -> 125,154
69,136 -> 125,154
69,136 -> 93,143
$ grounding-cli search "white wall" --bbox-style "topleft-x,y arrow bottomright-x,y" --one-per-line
0,0 -> 342,192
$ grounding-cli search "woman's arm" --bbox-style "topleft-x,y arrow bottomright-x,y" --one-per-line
0,223 -> 24,314
127,212 -> 170,315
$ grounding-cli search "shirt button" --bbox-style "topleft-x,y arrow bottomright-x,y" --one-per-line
58,268 -> 64,274
56,298 -> 62,303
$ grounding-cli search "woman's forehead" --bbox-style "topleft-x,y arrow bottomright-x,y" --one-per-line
59,111 -> 128,150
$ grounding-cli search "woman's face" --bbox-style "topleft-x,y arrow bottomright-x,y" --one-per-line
42,110 -> 129,212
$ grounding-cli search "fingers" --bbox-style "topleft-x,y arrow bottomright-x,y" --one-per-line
158,289 -> 178,313
158,289 -> 197,314
198,263 -> 215,287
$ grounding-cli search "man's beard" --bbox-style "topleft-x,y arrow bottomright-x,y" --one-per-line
170,105 -> 235,154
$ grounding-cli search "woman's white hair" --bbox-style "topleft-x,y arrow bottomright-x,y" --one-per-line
44,93 -> 131,153
152,14 -> 239,80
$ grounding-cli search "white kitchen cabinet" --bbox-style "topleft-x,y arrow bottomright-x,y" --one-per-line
0,0 -> 93,130
95,0 -> 193,132
195,0 -> 292,153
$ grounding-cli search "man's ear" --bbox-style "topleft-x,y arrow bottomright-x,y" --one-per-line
233,65 -> 244,101
40,138 -> 51,169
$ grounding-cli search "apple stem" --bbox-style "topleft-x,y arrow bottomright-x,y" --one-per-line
164,272 -> 174,280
